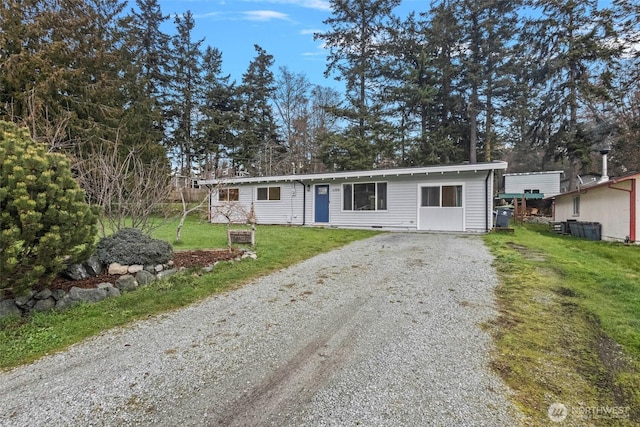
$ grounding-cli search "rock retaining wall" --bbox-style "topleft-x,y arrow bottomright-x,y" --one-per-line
0,250 -> 257,320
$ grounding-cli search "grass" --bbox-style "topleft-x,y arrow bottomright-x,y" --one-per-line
0,216 -> 378,370
484,224 -> 640,425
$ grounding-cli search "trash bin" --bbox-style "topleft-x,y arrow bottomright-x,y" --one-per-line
582,222 -> 601,241
567,220 -> 579,236
495,207 -> 513,228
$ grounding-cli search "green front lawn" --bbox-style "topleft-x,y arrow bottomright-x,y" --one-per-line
0,217 -> 378,370
484,224 -> 640,425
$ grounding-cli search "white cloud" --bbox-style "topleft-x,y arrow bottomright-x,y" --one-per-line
192,11 -> 224,19
242,10 -> 290,21
300,29 -> 322,35
241,0 -> 331,12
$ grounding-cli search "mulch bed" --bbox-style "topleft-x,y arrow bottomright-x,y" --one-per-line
44,249 -> 243,293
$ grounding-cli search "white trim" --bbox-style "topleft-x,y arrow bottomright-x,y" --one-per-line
503,170 -> 563,176
199,162 -> 508,186
255,185 -> 282,202
340,180 -> 389,212
416,181 -> 466,231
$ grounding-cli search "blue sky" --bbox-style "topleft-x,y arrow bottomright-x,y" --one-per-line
156,0 -> 426,89
155,0 -> 620,90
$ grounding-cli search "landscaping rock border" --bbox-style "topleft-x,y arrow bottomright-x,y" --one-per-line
0,250 -> 257,320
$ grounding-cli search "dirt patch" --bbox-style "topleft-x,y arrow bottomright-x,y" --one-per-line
506,242 -> 547,261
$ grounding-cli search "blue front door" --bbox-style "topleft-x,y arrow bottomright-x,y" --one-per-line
315,185 -> 330,223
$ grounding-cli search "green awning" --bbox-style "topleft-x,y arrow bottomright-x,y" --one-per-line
498,193 -> 545,200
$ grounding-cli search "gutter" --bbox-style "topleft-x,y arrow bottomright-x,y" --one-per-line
608,180 -> 637,242
297,180 -> 306,225
485,170 -> 492,232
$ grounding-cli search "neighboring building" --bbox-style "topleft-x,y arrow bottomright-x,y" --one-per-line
200,161 -> 509,232
502,170 -> 563,199
551,172 -> 639,243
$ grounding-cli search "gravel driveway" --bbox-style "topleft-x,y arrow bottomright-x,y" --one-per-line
0,233 -> 521,426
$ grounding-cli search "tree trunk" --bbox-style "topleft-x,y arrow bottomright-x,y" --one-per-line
469,82 -> 478,164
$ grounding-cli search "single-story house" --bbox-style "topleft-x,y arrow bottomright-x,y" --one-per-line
551,172 -> 639,243
199,161 -> 508,232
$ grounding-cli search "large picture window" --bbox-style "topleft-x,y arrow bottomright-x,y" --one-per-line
421,185 -> 462,207
343,182 -> 387,211
257,186 -> 281,201
218,188 -> 239,202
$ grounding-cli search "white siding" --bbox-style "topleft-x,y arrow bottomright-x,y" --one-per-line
505,172 -> 561,196
554,181 -> 632,241
465,174 -> 492,232
210,182 -> 305,225
323,177 -> 418,229
211,170 -> 495,232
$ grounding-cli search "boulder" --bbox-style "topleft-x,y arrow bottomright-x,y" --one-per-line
115,275 -> 138,292
0,299 -> 21,319
60,263 -> 89,281
242,251 -> 258,260
57,287 -> 108,310
52,289 -> 66,301
83,256 -> 103,276
135,270 -> 155,286
156,269 -> 177,280
97,282 -> 121,298
34,288 -> 53,300
33,297 -> 56,312
68,286 -> 108,303
15,291 -> 34,309
55,295 -> 75,310
108,262 -> 129,275
128,264 -> 144,274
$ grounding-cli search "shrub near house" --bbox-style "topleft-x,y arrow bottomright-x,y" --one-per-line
0,121 -> 97,296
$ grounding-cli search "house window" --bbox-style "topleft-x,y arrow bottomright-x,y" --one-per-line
218,188 -> 239,202
421,185 -> 462,207
572,196 -> 580,216
524,189 -> 540,194
342,182 -> 387,211
421,187 -> 440,207
257,186 -> 281,201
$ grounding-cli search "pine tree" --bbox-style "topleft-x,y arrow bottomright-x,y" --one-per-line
315,0 -> 401,170
382,12 -> 436,166
125,0 -> 171,147
237,45 -> 279,176
457,0 -> 521,163
523,0 -> 619,188
0,121 -> 97,295
418,0 -> 467,164
198,46 -> 239,178
166,11 -> 204,176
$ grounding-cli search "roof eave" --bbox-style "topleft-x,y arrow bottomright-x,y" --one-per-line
199,161 -> 508,185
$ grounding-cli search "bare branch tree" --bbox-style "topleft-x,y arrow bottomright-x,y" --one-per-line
74,133 -> 172,236
175,186 -> 211,243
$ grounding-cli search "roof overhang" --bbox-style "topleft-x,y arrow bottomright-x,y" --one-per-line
503,170 -> 563,177
199,161 -> 508,185
498,193 -> 546,200
545,172 -> 640,200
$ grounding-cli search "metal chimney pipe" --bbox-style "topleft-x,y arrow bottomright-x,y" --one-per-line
599,146 -> 610,183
